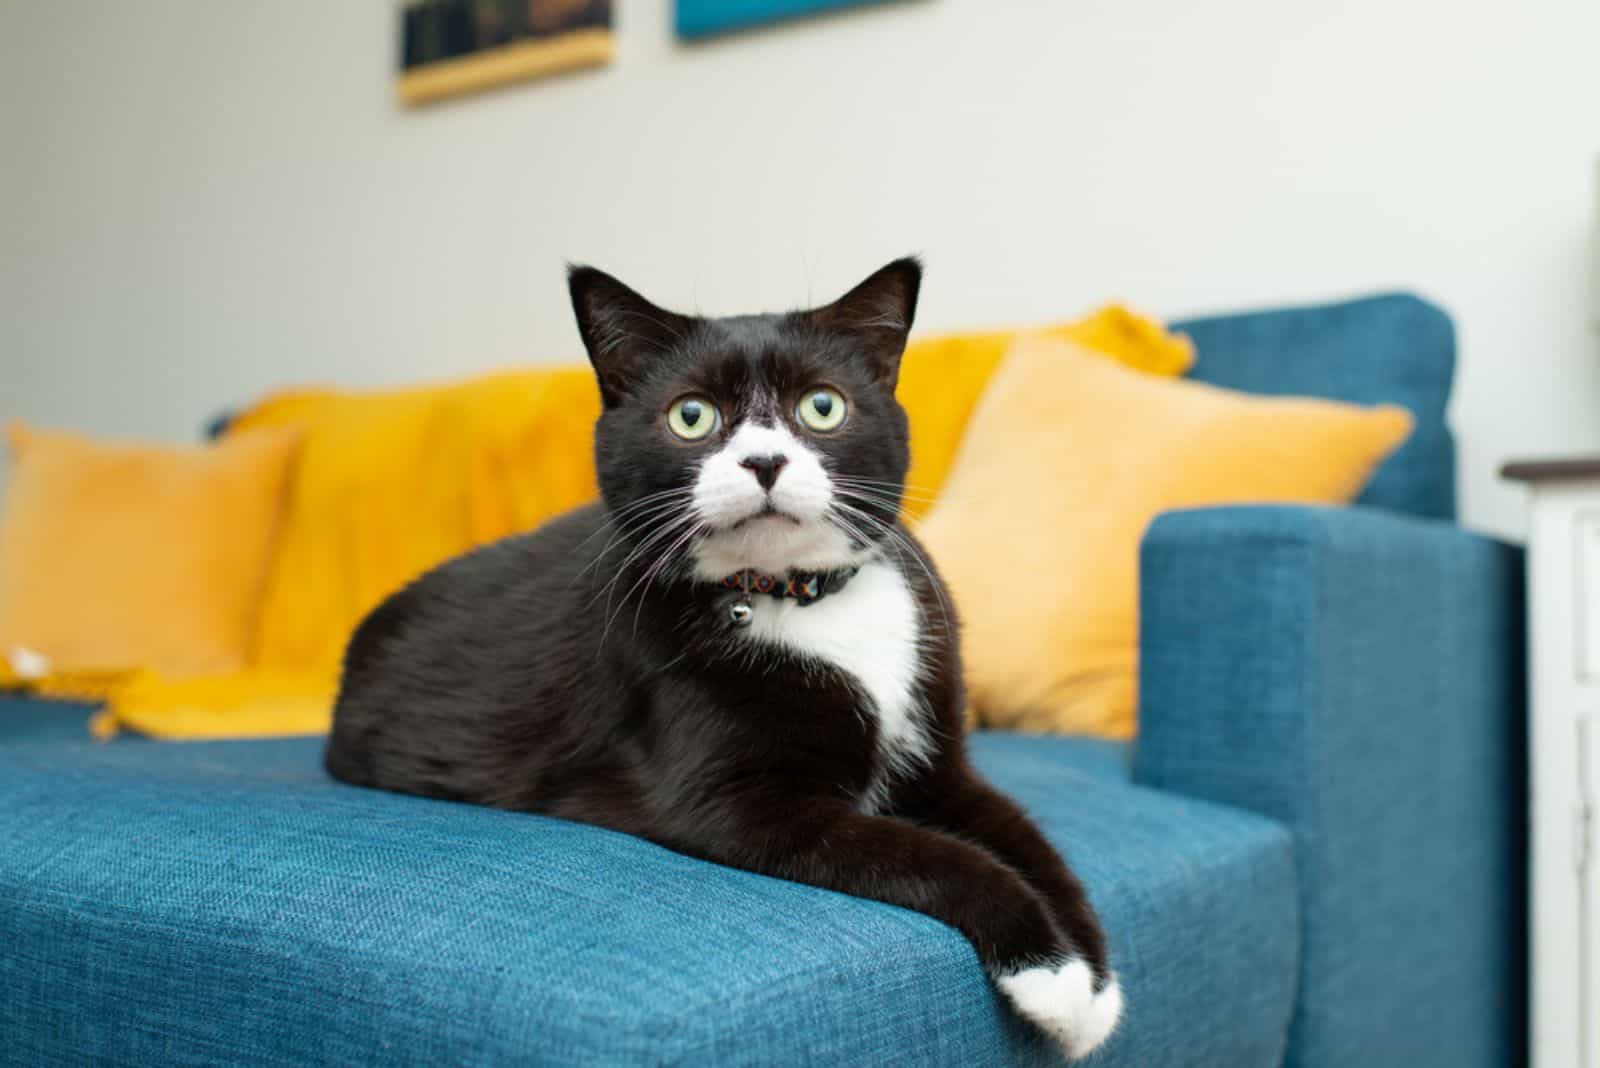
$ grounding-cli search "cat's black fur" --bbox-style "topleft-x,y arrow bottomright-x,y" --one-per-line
325,260 -> 1113,1048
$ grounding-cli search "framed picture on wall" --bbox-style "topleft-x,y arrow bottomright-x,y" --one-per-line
399,0 -> 613,106
677,0 -> 901,39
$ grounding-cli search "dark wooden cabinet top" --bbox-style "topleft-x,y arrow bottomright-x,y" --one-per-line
1502,457 -> 1600,483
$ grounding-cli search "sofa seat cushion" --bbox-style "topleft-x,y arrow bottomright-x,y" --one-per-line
0,699 -> 1297,1067
972,729 -> 1135,783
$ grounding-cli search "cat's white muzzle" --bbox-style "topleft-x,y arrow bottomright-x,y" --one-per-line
693,422 -> 831,530
690,422 -> 857,578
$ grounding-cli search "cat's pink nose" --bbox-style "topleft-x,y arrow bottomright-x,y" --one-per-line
739,454 -> 788,491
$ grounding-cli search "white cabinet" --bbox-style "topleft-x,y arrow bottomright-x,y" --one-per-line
1507,460 -> 1600,1068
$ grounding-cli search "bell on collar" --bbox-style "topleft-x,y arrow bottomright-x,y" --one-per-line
729,597 -> 754,627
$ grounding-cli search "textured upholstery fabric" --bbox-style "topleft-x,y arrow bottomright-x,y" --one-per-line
1136,505 -> 1525,1068
0,699 -> 1296,1067
1170,293 -> 1456,520
973,730 -> 1134,783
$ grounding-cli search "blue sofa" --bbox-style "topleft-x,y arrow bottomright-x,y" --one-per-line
0,293 -> 1524,1067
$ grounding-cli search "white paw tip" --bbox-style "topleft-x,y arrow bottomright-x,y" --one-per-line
996,959 -> 1123,1060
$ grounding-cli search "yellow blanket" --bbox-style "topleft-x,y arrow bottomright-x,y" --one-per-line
6,306 -> 1190,739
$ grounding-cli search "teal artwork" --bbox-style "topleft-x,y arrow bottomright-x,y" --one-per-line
677,0 -> 896,39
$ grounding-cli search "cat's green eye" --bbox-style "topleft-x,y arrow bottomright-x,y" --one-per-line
797,388 -> 847,433
666,395 -> 719,441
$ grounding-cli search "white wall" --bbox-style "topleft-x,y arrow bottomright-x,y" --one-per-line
4,0 -> 1598,540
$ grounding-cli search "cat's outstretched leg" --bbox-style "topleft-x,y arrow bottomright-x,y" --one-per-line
900,769 -> 1123,1059
652,799 -> 1111,1062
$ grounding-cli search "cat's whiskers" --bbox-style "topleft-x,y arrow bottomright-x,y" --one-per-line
568,488 -> 699,583
832,476 -> 999,514
601,511 -> 714,654
829,474 -> 939,494
830,474 -> 936,494
591,483 -> 920,641
575,506 -> 690,585
589,488 -> 754,651
628,519 -> 707,640
832,485 -> 912,509
576,482 -> 749,589
832,488 -> 929,531
589,510 -> 700,617
821,506 -> 954,646
823,510 -> 874,558
828,477 -> 941,507
830,485 -> 1000,528
830,499 -> 955,639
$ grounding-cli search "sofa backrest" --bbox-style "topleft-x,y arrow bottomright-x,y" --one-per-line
1169,292 -> 1456,521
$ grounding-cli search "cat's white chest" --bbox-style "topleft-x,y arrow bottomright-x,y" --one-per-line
738,560 -> 932,798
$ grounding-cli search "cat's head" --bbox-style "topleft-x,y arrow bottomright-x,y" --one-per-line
568,258 -> 921,579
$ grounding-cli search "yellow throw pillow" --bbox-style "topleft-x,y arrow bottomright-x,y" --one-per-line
917,336 -> 1414,739
0,423 -> 302,676
896,305 -> 1194,517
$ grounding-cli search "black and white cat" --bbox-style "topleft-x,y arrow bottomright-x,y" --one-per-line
325,259 -> 1121,1060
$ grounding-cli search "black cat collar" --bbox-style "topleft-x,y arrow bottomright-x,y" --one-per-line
719,566 -> 860,626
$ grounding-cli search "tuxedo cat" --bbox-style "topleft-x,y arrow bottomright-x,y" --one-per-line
325,259 -> 1121,1060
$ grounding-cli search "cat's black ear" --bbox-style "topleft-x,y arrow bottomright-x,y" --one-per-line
568,266 -> 694,406
808,257 -> 922,388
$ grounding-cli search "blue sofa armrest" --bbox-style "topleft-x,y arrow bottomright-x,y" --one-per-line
1133,505 -> 1525,1068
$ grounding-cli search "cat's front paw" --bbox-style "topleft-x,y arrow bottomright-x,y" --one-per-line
996,958 -> 1123,1061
